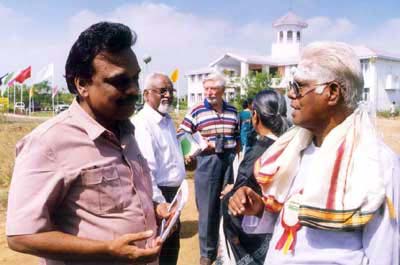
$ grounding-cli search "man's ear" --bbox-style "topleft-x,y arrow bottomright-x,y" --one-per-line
75,77 -> 89,98
326,82 -> 342,106
143,89 -> 149,102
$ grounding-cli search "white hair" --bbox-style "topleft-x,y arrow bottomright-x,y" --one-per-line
144,72 -> 170,90
202,71 -> 226,88
295,41 -> 363,109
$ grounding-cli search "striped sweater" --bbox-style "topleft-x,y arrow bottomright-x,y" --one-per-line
179,99 -> 239,150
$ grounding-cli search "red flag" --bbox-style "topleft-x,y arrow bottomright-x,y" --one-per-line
14,66 -> 31,84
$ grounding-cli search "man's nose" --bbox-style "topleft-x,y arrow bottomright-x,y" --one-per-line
126,81 -> 139,95
287,87 -> 296,100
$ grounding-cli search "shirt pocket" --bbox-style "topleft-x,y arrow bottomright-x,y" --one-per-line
77,165 -> 124,215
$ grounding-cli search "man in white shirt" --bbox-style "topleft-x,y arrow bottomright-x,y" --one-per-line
228,42 -> 399,265
132,73 -> 186,265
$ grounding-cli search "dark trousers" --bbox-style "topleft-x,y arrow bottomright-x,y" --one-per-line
195,152 -> 235,261
159,186 -> 181,265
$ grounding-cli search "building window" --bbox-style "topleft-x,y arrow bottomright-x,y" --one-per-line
296,31 -> 301,42
287,31 -> 293,42
197,93 -> 202,102
190,93 -> 195,102
279,31 -> 283,42
360,59 -> 369,73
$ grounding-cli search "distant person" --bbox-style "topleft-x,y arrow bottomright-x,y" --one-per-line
6,22 -> 171,265
229,41 -> 399,265
238,99 -> 253,152
132,73 -> 186,265
390,101 -> 396,118
220,89 -> 289,265
179,72 -> 239,265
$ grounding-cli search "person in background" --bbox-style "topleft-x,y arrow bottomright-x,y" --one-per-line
219,89 -> 289,265
238,99 -> 253,153
390,101 -> 396,118
132,73 -> 186,265
229,41 -> 399,265
179,72 -> 239,265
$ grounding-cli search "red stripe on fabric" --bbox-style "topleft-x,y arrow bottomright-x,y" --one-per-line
261,148 -> 285,167
326,140 -> 346,209
192,104 -> 205,113
181,120 -> 193,128
197,120 -> 237,130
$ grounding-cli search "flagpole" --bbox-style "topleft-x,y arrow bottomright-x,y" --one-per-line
20,84 -> 23,114
28,86 -> 31,116
176,80 -> 180,112
7,86 -> 10,113
52,67 -> 55,116
13,84 -> 16,114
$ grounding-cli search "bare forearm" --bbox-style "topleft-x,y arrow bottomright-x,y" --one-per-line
8,231 -> 113,261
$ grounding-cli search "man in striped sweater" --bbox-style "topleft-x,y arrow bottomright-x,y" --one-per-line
179,72 -> 239,265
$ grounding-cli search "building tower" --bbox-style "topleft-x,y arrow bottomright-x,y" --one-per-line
271,11 -> 308,59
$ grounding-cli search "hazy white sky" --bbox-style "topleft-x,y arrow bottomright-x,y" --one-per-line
0,0 -> 399,94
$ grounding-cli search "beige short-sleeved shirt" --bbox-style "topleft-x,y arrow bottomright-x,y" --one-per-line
6,100 -> 158,265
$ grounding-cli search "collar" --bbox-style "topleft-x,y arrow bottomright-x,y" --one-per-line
203,98 -> 228,111
142,103 -> 171,124
69,99 -> 134,141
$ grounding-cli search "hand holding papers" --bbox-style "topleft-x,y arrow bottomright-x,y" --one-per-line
179,131 -> 208,157
159,180 -> 189,241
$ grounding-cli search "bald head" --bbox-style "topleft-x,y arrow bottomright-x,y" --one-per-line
144,73 -> 172,91
143,72 -> 174,114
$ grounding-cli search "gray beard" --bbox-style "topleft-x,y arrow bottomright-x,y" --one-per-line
158,103 -> 172,114
207,98 -> 218,105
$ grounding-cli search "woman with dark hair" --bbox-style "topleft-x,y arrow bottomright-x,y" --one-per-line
219,89 -> 290,265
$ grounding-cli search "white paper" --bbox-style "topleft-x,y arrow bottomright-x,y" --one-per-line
159,179 -> 189,241
192,131 -> 208,151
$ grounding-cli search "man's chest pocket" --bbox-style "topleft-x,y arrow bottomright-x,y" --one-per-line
74,165 -> 125,215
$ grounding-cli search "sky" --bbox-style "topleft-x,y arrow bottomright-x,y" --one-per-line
0,0 -> 399,94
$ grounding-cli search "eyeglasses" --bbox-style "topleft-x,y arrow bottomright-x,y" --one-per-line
288,80 -> 333,98
149,87 -> 176,96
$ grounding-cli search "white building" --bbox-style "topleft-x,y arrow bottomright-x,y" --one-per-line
185,11 -> 400,111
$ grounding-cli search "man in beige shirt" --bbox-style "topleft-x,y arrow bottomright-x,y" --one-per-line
6,22 -> 170,265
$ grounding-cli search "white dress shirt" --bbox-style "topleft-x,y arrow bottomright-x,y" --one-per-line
132,104 -> 186,203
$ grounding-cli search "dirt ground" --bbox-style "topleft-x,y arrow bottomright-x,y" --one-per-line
0,117 -> 399,265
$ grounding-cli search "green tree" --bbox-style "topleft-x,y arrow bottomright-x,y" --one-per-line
242,71 -> 272,99
232,72 -> 272,110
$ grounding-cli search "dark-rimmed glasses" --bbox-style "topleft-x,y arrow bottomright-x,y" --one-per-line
150,87 -> 176,97
289,80 -> 333,98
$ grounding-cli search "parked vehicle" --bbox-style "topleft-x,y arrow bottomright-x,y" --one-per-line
55,104 -> 69,114
14,102 -> 25,114
30,102 -> 42,112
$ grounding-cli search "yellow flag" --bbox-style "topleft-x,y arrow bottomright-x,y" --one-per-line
29,86 -> 34,98
170,69 -> 179,83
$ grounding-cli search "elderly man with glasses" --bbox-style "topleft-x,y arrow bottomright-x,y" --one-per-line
229,41 -> 399,265
132,73 -> 185,265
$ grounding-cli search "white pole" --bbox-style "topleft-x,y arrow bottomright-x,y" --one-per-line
52,67 -> 55,115
141,62 -> 149,104
20,84 -> 23,109
176,80 -> 180,113
13,84 -> 16,114
7,86 -> 10,113
28,87 -> 31,116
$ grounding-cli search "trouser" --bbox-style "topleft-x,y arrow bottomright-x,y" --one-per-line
159,186 -> 181,265
195,151 -> 235,261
